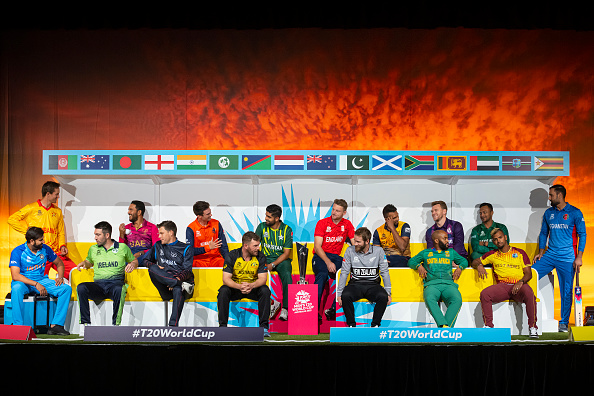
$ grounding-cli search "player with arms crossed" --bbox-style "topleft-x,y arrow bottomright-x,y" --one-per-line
471,228 -> 538,338
8,181 -> 77,278
532,184 -> 586,332
312,199 -> 355,321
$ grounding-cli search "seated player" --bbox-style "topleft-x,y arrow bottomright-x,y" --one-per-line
118,200 -> 159,259
408,230 -> 468,328
471,228 -> 538,338
337,227 -> 391,327
217,231 -> 271,337
470,203 -> 509,262
255,204 -> 293,321
76,221 -> 138,333
425,200 -> 468,259
372,204 -> 411,267
186,201 -> 228,267
9,227 -> 72,335
144,220 -> 194,327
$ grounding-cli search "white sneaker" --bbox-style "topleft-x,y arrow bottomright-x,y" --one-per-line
279,308 -> 288,321
181,282 -> 194,295
529,327 -> 539,338
270,300 -> 281,319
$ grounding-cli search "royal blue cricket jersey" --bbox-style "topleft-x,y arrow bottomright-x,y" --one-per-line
10,243 -> 57,281
539,203 -> 586,261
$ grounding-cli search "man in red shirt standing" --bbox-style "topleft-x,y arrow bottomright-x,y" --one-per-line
312,198 -> 355,320
186,201 -> 228,267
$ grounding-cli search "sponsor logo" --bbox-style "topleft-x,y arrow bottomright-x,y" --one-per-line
292,290 -> 314,314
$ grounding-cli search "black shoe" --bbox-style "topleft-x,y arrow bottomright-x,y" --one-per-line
324,307 -> 336,321
47,325 -> 70,336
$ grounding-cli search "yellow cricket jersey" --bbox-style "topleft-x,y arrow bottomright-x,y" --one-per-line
223,247 -> 267,284
480,246 -> 530,284
8,200 -> 66,253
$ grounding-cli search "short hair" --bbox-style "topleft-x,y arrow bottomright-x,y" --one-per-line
333,199 -> 348,211
94,221 -> 112,237
382,204 -> 397,218
130,200 -> 146,216
479,203 -> 493,212
193,201 -> 210,217
266,204 -> 282,219
242,231 -> 260,245
354,227 -> 372,243
158,220 -> 177,235
490,227 -> 505,238
431,200 -> 447,210
25,227 -> 44,243
41,181 -> 60,197
550,184 -> 567,198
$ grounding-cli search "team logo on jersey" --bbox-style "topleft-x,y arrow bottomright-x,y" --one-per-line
447,227 -> 452,233
171,252 -> 178,258
428,252 -> 433,257
370,256 -> 377,262
563,214 -> 569,220
37,210 -> 42,216
196,231 -> 201,237
113,248 -> 118,253
39,254 -> 44,260
51,212 -> 56,217
480,231 -> 485,236
512,253 -> 518,258
326,226 -> 332,233
264,231 -> 269,238
445,251 -> 450,257
341,225 -> 344,231
279,234 -> 284,241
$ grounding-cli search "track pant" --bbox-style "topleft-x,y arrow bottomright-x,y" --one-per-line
532,254 -> 574,325
424,283 -> 462,328
341,283 -> 389,327
480,282 -> 537,328
312,252 -> 343,310
217,285 -> 271,329
77,279 -> 128,325
10,278 -> 72,326
270,259 -> 292,308
44,255 -> 77,279
148,266 -> 187,327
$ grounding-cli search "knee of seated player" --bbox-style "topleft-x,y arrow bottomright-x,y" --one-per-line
11,281 -> 28,297
259,285 -> 271,299
56,283 -> 72,296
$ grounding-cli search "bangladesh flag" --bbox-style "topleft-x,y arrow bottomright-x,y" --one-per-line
113,155 -> 142,170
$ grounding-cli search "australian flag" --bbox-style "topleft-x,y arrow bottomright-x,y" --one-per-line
80,155 -> 110,170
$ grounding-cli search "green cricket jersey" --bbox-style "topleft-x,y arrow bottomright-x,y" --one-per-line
408,248 -> 468,287
86,241 -> 135,281
255,221 -> 293,264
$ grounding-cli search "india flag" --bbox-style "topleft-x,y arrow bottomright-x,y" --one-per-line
177,155 -> 207,170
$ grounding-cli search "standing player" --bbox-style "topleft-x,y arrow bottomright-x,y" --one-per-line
76,222 -> 138,332
337,227 -> 391,327
186,201 -> 228,267
471,228 -> 538,337
425,200 -> 468,259
8,181 -> 77,278
408,230 -> 468,328
372,204 -> 412,267
255,204 -> 293,321
312,198 -> 355,321
532,184 -> 586,332
118,200 -> 159,259
145,221 -> 194,327
9,227 -> 72,335
470,203 -> 509,262
217,232 -> 271,336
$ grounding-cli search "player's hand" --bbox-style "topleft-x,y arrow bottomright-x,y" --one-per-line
326,261 -> 336,274
119,223 -> 126,235
532,252 -> 543,264
266,263 -> 274,272
480,241 -> 488,247
125,262 -> 138,273
209,238 -> 222,250
60,245 -> 68,256
35,282 -> 48,296
337,296 -> 342,307
452,267 -> 462,281
416,266 -> 427,279
385,217 -> 396,231
76,262 -> 86,272
55,277 -> 64,286
387,295 -> 392,305
476,264 -> 488,280
512,280 -> 524,295
574,257 -> 583,271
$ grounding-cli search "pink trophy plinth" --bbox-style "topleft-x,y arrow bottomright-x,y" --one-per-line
288,284 -> 318,335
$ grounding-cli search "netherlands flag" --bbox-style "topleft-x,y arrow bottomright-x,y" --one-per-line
274,155 -> 304,170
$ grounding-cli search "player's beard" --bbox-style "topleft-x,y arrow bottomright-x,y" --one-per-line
437,240 -> 448,250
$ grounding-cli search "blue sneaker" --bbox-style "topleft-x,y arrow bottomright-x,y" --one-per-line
263,328 -> 270,337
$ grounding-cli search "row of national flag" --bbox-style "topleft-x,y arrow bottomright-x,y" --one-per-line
48,154 -> 565,172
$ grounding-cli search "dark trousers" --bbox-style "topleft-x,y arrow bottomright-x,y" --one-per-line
312,252 -> 343,310
341,283 -> 389,327
480,282 -> 537,328
217,285 -> 271,329
77,279 -> 126,325
148,266 -> 186,327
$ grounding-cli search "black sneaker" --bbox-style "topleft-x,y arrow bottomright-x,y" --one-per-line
47,325 -> 70,336
324,307 -> 336,321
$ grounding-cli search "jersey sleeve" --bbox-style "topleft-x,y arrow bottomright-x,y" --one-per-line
44,244 -> 58,263
425,229 -> 434,249
378,250 -> 391,293
257,252 -> 267,273
55,209 -> 67,249
347,221 -> 355,239
575,209 -> 587,252
222,250 -> 235,274
86,246 -> 95,264
218,223 -> 229,260
150,223 -> 160,247
452,222 -> 468,258
9,247 -> 23,268
452,249 -> 468,269
538,212 -> 550,250
284,225 -> 293,249
123,245 -> 135,263
408,251 -> 424,270
7,204 -> 31,234
336,248 -> 353,297
372,229 -> 380,246
480,250 -> 496,266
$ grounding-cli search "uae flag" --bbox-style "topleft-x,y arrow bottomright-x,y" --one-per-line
469,156 -> 499,171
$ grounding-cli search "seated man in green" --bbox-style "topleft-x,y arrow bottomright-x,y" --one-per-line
470,203 -> 509,262
408,230 -> 468,328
